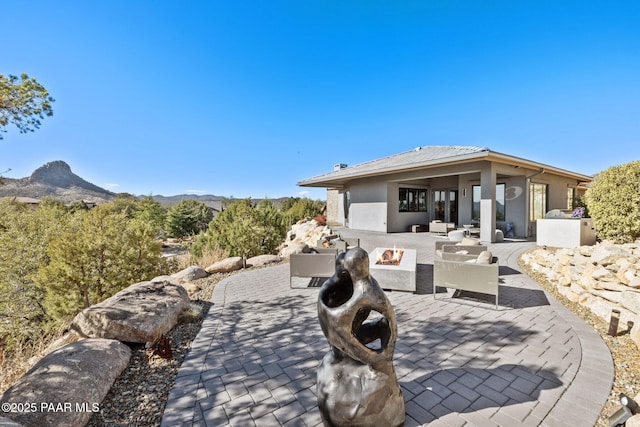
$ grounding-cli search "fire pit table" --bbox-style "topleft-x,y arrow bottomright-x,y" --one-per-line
368,247 -> 417,292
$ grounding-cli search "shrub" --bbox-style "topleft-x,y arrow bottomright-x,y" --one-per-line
192,198 -> 286,261
571,196 -> 590,219
584,160 -> 640,243
281,197 -> 325,225
177,244 -> 227,270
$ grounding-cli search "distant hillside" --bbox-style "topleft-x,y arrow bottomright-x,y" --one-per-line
0,161 -> 116,204
0,161 -> 317,206
149,194 -> 225,207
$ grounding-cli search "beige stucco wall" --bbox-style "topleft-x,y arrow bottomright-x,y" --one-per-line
346,179 -> 388,232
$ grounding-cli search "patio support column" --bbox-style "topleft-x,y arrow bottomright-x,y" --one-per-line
480,163 -> 497,243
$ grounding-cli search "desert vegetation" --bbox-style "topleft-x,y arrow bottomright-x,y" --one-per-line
0,193 -> 323,391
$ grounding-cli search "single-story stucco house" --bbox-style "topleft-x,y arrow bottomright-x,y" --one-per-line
298,146 -> 593,242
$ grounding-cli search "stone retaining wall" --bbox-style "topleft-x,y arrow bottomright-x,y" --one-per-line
520,240 -> 640,349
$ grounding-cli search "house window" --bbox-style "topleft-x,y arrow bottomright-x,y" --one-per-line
472,184 -> 506,221
530,183 -> 548,221
399,188 -> 427,212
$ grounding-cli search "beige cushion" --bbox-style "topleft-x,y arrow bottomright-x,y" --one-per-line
476,251 -> 493,264
461,237 -> 481,246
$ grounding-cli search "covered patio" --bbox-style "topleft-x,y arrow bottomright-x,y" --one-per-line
298,146 -> 592,243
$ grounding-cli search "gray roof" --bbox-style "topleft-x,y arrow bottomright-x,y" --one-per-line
298,145 -> 592,188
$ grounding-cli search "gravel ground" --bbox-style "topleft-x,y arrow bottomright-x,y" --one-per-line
88,257 -> 639,426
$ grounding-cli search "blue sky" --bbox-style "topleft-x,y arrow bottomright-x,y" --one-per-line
2,1 -> 639,200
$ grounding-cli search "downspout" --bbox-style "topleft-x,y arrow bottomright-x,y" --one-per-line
525,168 -> 545,237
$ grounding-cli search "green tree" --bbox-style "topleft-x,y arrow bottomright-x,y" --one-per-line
135,196 -> 166,234
282,197 -> 325,225
0,199 -> 68,350
584,160 -> 640,243
192,198 -> 286,263
0,73 -> 55,139
102,193 -> 140,217
39,206 -> 167,326
165,199 -> 213,238
68,200 -> 90,213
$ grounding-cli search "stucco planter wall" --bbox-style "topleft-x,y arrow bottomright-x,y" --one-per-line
537,218 -> 597,248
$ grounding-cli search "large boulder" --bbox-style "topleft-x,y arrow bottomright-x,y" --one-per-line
279,219 -> 334,257
205,256 -> 244,273
170,266 -> 209,283
0,339 -> 130,427
71,279 -> 189,343
623,291 -> 640,315
590,243 -> 633,266
279,242 -> 314,259
246,254 -> 282,267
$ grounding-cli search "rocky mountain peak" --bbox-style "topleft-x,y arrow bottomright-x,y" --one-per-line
0,160 -> 116,203
30,160 -> 74,185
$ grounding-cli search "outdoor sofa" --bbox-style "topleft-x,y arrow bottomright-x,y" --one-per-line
433,245 -> 499,309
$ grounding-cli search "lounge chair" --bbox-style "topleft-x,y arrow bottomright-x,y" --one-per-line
433,249 -> 499,309
289,248 -> 337,288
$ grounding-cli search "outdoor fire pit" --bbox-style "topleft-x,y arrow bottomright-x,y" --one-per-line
369,247 -> 416,292
375,248 -> 404,265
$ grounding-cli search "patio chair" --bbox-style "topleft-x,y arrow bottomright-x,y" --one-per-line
316,236 -> 360,253
433,250 -> 499,309
289,248 -> 337,288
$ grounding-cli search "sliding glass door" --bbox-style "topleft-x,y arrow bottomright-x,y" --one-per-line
433,189 -> 458,224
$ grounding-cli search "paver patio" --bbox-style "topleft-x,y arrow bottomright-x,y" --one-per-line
161,229 -> 613,426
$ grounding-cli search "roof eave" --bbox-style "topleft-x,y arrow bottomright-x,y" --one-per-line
298,150 -> 490,187
486,151 -> 593,181
298,149 -> 593,188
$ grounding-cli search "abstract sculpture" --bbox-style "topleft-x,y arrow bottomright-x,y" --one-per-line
317,247 -> 405,426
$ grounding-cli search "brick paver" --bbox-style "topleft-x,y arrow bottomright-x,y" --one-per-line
161,230 -> 613,426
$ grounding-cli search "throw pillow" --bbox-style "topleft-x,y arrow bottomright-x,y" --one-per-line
476,251 -> 493,264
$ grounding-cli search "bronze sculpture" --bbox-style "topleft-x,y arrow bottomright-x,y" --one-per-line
317,247 -> 405,426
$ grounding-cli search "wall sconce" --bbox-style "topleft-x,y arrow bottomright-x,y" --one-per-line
463,188 -> 467,197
